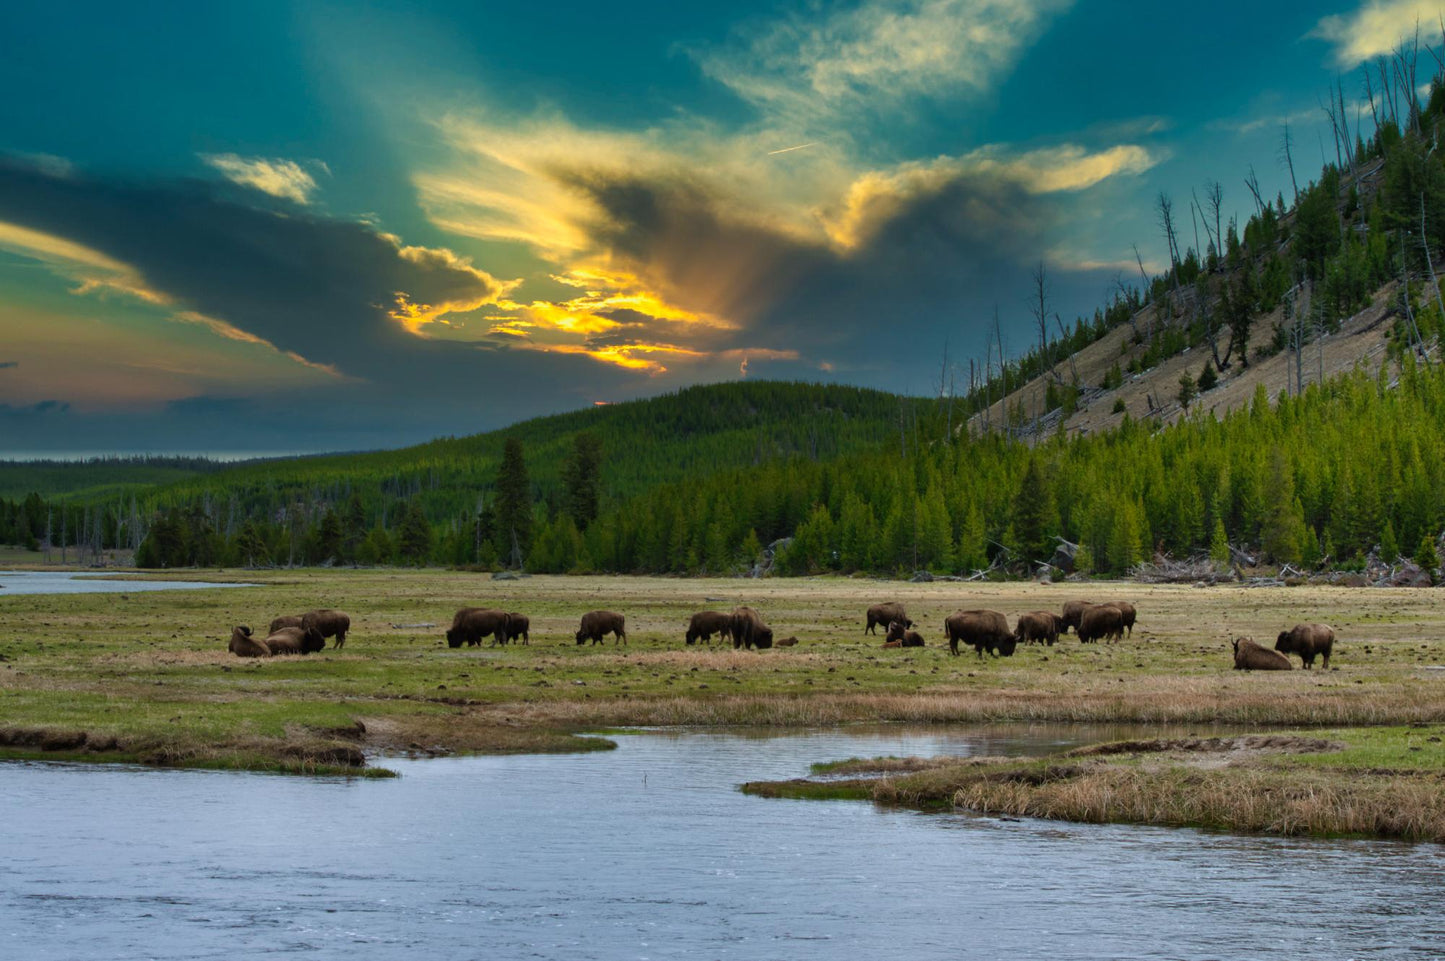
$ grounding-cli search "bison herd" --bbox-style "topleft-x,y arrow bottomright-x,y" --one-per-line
224,596 -> 1337,673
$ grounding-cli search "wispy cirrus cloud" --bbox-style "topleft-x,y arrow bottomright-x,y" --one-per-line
1312,1 -> 1444,68
200,153 -> 326,204
693,0 -> 1074,136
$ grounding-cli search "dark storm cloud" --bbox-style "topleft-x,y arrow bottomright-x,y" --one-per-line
564,163 -> 1113,371
0,361 -> 17,369
0,156 -> 654,446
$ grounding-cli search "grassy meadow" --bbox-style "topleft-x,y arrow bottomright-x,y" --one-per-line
2,570 -> 1445,779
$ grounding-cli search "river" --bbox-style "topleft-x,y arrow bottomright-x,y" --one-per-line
4,725 -> 1443,959
0,570 -> 255,597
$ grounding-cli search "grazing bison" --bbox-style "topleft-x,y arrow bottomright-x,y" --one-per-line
1061,600 -> 1095,634
576,610 -> 626,645
1233,636 -> 1293,671
866,602 -> 911,635
1275,623 -> 1335,669
944,610 -> 1014,658
886,620 -> 925,648
268,614 -> 304,634
730,606 -> 774,650
1078,604 -> 1126,644
446,608 -> 512,648
302,609 -> 351,649
1109,601 -> 1137,637
506,613 -> 530,645
686,610 -> 733,645
1014,611 -> 1062,646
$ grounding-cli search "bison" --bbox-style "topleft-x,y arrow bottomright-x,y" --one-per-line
1078,604 -> 1126,644
228,624 -> 324,658
1233,636 -> 1293,671
302,609 -> 351,649
576,610 -> 626,645
686,610 -> 733,645
774,636 -> 799,647
229,625 -> 272,658
506,613 -> 530,645
885,619 -> 925,648
446,608 -> 512,648
268,614 -> 304,634
944,610 -> 1014,658
1014,611 -> 1062,646
1110,601 -> 1137,637
730,606 -> 774,650
1275,623 -> 1335,669
866,602 -> 911,635
1061,600 -> 1095,634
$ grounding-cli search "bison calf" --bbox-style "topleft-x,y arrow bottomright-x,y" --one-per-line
885,620 -> 925,648
1275,623 -> 1334,669
577,610 -> 626,645
1233,636 -> 1293,671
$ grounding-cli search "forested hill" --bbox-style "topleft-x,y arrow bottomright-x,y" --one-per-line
0,381 -> 936,564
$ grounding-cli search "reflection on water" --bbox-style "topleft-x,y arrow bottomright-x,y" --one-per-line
3,726 -> 1444,960
0,570 -> 255,596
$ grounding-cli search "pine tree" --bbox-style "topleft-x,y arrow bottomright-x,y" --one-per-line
1209,516 -> 1230,568
1416,534 -> 1440,584
1010,458 -> 1057,566
494,437 -> 532,568
398,501 -> 433,565
562,432 -> 603,530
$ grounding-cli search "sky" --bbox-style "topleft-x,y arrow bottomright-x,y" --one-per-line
0,0 -> 1436,455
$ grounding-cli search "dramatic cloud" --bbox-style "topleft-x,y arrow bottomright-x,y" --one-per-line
415,112 -> 1155,375
200,153 -> 324,204
695,0 -> 1074,135
1312,1 -> 1443,67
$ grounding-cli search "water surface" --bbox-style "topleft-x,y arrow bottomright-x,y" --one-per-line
0,570 -> 255,597
3,726 -> 1443,960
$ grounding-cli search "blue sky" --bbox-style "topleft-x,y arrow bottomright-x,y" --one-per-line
0,0 -> 1434,453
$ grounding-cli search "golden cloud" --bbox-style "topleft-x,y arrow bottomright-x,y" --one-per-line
1312,1 -> 1443,68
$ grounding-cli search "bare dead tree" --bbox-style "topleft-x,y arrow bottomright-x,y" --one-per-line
1244,165 -> 1265,217
1055,315 -> 1081,385
1363,66 -> 1382,141
1189,192 -> 1205,262
1204,180 -> 1224,264
1279,123 -> 1300,202
1132,243 -> 1154,338
1156,193 -> 1183,321
1322,91 -> 1344,171
1377,56 -> 1398,128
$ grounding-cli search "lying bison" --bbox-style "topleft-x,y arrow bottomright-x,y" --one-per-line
866,602 -> 911,635
1078,604 -> 1125,644
577,610 -> 626,645
228,624 -> 324,658
506,613 -> 530,645
1275,623 -> 1335,669
446,608 -> 511,648
686,610 -> 733,645
1061,599 -> 1095,634
1233,636 -> 1293,671
268,614 -> 304,634
731,606 -> 774,650
774,636 -> 799,647
302,609 -> 351,649
1015,611 -> 1063,646
945,610 -> 1014,658
885,619 -> 925,648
